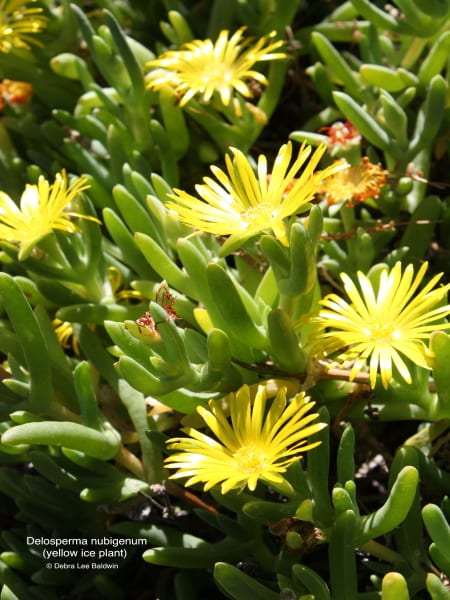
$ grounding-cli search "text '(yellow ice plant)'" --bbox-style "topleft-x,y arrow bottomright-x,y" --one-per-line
146,27 -> 285,108
0,0 -> 47,53
311,262 -> 450,389
167,141 -> 346,255
165,384 -> 326,495
0,170 -> 91,260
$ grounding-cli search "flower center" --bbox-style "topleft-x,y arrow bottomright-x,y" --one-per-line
239,202 -> 274,230
320,158 -> 386,205
233,445 -> 268,474
199,60 -> 233,85
366,321 -> 399,344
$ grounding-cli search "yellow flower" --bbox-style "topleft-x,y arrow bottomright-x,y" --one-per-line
311,262 -> 450,389
52,319 -> 80,355
165,384 -> 326,495
0,0 -> 47,53
319,157 -> 387,206
146,27 -> 285,108
107,266 -> 144,304
167,142 -> 346,255
0,170 -> 91,260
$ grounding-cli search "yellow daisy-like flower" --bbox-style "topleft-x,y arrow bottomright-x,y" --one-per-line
107,266 -> 144,304
0,0 -> 47,53
167,142 -> 346,255
319,157 -> 387,206
145,27 -> 285,108
165,384 -> 326,495
311,262 -> 450,389
52,319 -> 80,355
0,170 -> 91,260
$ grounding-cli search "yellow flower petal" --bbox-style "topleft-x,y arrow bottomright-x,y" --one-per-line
311,262 -> 450,388
165,384 -> 325,494
0,0 -> 47,53
0,170 -> 91,260
167,142 -> 346,255
146,27 -> 285,111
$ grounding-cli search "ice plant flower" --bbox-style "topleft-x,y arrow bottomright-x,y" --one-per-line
320,120 -> 361,148
52,319 -> 80,355
165,384 -> 326,495
0,170 -> 91,260
319,157 -> 387,206
0,0 -> 47,53
311,262 -> 450,389
107,266 -> 144,304
167,141 -> 346,255
0,79 -> 32,110
145,27 -> 285,108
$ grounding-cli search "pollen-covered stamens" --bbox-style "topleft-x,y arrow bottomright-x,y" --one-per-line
233,445 -> 269,474
319,157 -> 387,206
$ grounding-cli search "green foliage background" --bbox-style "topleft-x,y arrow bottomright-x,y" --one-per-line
2,0 -> 450,598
